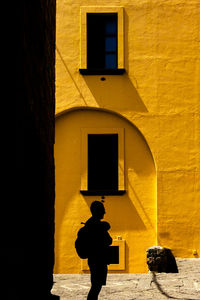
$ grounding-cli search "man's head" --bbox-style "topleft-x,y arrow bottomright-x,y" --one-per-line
90,201 -> 105,220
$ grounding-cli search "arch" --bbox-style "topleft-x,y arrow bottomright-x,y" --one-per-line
54,107 -> 157,273
56,106 -> 157,168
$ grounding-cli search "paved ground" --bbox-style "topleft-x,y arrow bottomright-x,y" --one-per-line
51,259 -> 200,299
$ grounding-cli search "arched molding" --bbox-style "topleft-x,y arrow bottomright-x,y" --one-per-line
56,106 -> 157,171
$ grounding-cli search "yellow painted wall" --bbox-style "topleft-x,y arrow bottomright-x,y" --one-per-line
55,109 -> 157,273
55,0 -> 200,273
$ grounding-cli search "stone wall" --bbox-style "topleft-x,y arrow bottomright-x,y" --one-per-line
12,1 -> 56,299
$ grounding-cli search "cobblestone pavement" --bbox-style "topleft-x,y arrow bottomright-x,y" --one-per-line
51,259 -> 200,299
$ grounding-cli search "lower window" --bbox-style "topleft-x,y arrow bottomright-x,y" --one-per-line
88,134 -> 118,192
80,128 -> 125,195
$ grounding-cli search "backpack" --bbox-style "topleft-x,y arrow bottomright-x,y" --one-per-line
75,223 -> 90,259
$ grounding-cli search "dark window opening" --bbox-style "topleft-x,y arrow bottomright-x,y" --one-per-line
108,246 -> 119,264
87,13 -> 118,70
88,134 -> 118,193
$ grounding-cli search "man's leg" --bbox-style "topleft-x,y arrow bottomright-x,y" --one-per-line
87,283 -> 102,300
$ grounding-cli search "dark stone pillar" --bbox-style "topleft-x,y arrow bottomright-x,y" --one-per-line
3,1 -> 58,299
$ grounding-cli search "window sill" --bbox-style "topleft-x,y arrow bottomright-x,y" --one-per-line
79,68 -> 125,75
80,190 -> 126,196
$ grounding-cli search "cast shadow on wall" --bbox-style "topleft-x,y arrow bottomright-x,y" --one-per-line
83,12 -> 148,112
84,194 -> 146,232
83,73 -> 148,112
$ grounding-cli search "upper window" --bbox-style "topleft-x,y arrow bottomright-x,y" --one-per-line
80,7 -> 125,75
87,13 -> 118,70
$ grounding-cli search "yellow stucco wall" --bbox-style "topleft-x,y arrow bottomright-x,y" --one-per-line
55,109 -> 157,273
55,0 -> 200,273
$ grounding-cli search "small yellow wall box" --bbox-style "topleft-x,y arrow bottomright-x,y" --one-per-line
81,239 -> 126,271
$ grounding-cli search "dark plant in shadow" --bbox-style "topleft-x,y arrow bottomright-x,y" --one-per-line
147,247 -> 178,273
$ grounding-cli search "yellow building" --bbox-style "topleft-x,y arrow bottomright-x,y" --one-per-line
54,0 -> 200,274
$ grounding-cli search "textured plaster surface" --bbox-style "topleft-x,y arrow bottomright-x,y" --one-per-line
55,0 -> 200,273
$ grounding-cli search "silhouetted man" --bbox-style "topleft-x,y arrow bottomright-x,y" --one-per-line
86,201 -> 112,300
